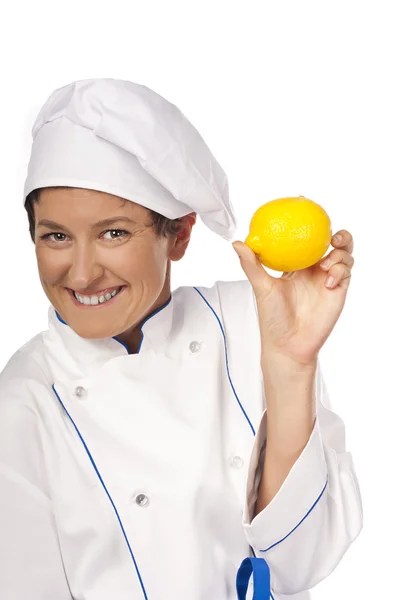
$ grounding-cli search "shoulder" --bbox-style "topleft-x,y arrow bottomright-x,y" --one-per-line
173,279 -> 260,337
174,279 -> 256,308
0,333 -> 51,428
0,332 -> 49,390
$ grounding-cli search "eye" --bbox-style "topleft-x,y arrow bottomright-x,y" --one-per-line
39,232 -> 68,243
102,229 -> 130,241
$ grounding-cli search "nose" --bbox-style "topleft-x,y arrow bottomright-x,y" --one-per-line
67,244 -> 104,290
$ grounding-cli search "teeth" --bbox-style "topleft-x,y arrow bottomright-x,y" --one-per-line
74,287 -> 121,305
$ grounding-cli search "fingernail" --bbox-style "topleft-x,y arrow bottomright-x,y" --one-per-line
333,234 -> 342,244
326,276 -> 335,288
321,259 -> 331,270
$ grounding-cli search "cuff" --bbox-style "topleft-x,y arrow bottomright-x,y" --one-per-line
243,410 -> 328,551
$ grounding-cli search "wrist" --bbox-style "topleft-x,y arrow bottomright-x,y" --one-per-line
261,351 -> 317,382
261,352 -> 317,416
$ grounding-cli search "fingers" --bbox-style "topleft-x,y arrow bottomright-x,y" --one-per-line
324,263 -> 352,290
320,231 -> 355,290
331,230 -> 354,254
232,241 -> 275,296
320,248 -> 355,271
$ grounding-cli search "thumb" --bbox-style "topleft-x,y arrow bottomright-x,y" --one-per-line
232,241 -> 274,295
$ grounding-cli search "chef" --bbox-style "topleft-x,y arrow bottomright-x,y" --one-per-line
0,78 -> 362,600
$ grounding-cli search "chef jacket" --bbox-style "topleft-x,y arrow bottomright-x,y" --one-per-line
0,279 -> 363,600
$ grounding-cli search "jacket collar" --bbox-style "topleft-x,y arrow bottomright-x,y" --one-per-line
46,294 -> 174,369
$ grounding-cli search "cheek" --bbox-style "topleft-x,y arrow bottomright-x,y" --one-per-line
125,244 -> 167,285
36,247 -> 67,284
121,240 -> 169,294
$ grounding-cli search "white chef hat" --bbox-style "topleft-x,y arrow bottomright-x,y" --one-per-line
23,78 -> 236,241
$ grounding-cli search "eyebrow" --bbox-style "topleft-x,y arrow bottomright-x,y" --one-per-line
36,216 -> 138,232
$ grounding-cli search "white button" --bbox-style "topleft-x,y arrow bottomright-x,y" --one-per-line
230,456 -> 244,469
189,341 -> 202,353
135,493 -> 150,507
74,386 -> 87,398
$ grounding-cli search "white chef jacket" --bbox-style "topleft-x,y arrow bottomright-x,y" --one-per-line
0,279 -> 362,600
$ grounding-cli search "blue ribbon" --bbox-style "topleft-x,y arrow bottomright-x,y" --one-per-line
236,557 -> 271,599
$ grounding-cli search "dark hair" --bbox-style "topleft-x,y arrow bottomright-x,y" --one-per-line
24,188 -> 184,242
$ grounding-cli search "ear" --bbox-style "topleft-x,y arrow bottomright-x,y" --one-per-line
170,212 -> 197,261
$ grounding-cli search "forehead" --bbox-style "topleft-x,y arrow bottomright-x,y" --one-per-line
35,187 -> 150,222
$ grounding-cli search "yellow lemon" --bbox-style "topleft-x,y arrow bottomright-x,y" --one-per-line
245,196 -> 332,272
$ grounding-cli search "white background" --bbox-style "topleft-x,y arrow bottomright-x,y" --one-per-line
0,1 -> 399,598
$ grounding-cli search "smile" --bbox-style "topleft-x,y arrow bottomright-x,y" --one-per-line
69,286 -> 124,307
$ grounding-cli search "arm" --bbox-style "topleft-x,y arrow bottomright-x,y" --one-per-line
242,364 -> 362,594
232,229 -> 362,593
0,463 -> 72,599
256,355 -> 317,514
0,353 -> 72,600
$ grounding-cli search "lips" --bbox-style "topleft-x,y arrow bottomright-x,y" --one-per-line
68,286 -> 125,307
71,285 -> 123,296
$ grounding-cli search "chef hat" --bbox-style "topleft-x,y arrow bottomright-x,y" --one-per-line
23,78 -> 236,241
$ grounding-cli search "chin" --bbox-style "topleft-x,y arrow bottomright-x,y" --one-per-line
82,328 -> 117,340
63,318 -> 119,340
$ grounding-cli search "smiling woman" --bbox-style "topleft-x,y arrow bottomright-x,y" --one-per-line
0,78 -> 362,600
24,186 -> 196,352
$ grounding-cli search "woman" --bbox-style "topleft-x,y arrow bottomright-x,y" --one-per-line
0,78 -> 362,600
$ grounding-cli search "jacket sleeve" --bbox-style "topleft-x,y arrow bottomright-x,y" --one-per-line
242,364 -> 363,595
0,353 -> 72,600
0,463 -> 72,600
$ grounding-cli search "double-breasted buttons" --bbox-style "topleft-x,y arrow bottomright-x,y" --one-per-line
135,493 -> 150,507
229,455 -> 244,469
189,341 -> 202,354
74,386 -> 87,398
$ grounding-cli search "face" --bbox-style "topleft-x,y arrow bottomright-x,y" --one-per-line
34,188 -> 195,345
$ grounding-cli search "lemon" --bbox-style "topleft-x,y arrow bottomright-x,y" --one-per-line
245,196 -> 332,272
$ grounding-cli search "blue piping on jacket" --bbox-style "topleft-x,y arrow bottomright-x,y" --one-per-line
193,286 -> 256,436
260,478 -> 328,553
52,384 -> 149,600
